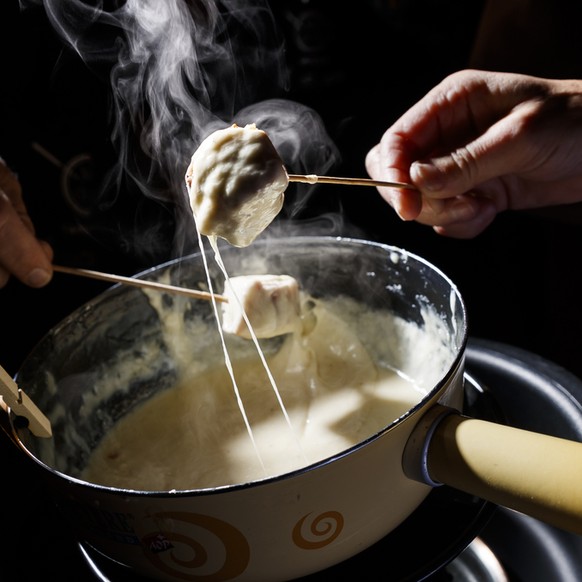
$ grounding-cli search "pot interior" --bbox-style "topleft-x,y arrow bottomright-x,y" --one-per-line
14,236 -> 466,487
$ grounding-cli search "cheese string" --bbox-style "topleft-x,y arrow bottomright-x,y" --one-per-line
194,227 -> 306,475
207,237 -> 307,465
194,229 -> 265,473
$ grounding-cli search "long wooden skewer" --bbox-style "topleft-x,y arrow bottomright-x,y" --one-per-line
287,174 -> 417,190
52,265 -> 228,303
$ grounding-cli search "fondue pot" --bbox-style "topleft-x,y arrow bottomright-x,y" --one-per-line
2,236 -> 582,582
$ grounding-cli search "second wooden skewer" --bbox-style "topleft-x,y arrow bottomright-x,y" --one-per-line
52,265 -> 228,303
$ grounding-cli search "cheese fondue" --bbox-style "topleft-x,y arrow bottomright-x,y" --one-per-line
78,130 -> 455,493
81,295 -> 448,491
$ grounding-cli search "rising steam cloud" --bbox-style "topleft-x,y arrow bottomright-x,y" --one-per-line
20,0 -> 340,259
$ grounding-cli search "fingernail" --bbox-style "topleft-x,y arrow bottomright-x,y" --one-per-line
26,268 -> 51,288
412,162 -> 445,192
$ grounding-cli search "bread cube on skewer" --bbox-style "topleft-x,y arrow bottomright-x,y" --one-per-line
222,275 -> 301,339
185,124 -> 289,248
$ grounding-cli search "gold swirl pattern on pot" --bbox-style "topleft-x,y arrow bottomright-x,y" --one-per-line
292,511 -> 345,550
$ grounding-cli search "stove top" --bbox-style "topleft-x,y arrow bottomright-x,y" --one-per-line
3,338 -> 582,581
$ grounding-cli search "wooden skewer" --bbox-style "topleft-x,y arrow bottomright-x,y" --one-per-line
0,365 -> 52,438
52,265 -> 228,303
3,265 -> 228,437
287,174 -> 417,190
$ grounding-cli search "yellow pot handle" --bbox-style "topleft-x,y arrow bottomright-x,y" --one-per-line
427,412 -> 582,534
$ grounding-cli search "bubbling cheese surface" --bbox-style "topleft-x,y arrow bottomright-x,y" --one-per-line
185,124 -> 289,247
81,296 -> 445,491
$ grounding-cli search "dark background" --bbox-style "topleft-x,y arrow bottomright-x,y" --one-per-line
2,1 -> 582,580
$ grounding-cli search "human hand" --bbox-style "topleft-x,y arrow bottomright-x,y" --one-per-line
0,161 -> 53,288
366,69 -> 582,238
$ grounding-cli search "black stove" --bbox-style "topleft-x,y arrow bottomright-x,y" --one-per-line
3,337 -> 582,581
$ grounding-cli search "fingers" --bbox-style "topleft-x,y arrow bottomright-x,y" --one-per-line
384,70 -> 538,158
365,70 -> 503,221
0,160 -> 54,288
0,191 -> 53,288
365,126 -> 505,227
427,196 -> 498,239
367,130 -> 502,237
408,99 -> 547,203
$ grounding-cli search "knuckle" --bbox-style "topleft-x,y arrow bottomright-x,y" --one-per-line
449,147 -> 480,185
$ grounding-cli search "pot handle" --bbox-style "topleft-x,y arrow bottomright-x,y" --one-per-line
424,407 -> 582,535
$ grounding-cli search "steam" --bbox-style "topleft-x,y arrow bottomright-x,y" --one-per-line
21,0 -> 340,260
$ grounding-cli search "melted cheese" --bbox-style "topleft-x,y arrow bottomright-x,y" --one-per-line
82,299 -> 430,491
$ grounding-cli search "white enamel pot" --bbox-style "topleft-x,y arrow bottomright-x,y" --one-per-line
2,236 -> 582,582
